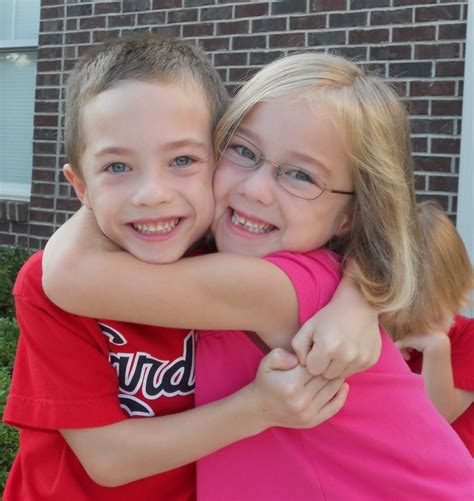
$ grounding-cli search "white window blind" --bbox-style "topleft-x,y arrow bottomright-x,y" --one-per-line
0,0 -> 40,201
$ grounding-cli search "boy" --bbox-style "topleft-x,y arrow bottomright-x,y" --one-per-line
3,35 -> 349,500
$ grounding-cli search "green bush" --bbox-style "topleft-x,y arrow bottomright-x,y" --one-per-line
0,245 -> 31,318
0,245 -> 30,494
0,366 -> 18,491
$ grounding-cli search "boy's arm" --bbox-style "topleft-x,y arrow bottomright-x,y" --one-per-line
397,333 -> 474,422
291,264 -> 381,378
43,208 -> 298,349
60,350 -> 348,487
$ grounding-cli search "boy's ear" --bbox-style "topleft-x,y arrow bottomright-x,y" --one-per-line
63,164 -> 91,208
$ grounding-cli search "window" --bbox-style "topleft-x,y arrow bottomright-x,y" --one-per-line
0,0 -> 41,201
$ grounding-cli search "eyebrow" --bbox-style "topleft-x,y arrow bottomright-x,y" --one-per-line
235,127 -> 332,177
95,139 -> 209,157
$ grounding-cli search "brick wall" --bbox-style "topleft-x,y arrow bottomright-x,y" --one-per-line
0,0 -> 468,249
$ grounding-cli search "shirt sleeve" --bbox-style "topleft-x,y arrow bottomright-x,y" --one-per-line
264,250 -> 341,324
4,264 -> 127,430
450,317 -> 474,391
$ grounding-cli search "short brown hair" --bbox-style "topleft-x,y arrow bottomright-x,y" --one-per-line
388,201 -> 473,340
65,34 -> 229,174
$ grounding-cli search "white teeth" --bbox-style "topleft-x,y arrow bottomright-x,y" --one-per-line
231,211 -> 274,234
133,219 -> 179,235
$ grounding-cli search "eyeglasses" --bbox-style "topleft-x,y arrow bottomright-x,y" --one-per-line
219,136 -> 355,201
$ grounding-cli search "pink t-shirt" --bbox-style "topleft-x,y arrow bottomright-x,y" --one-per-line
196,250 -> 473,500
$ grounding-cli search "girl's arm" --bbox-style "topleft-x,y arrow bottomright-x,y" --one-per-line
43,208 -> 298,350
291,268 -> 381,378
397,333 -> 474,422
60,349 -> 347,487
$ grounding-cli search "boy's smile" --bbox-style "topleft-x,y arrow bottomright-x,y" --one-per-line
64,79 -> 215,264
211,99 -> 354,257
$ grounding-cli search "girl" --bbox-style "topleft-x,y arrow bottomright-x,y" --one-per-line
43,53 -> 473,498
394,201 -> 474,456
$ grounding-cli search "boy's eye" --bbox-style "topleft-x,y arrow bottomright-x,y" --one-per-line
105,162 -> 130,174
171,156 -> 193,167
234,145 -> 257,162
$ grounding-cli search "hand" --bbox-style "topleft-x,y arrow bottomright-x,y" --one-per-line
291,283 -> 381,378
250,348 -> 349,431
395,331 -> 450,361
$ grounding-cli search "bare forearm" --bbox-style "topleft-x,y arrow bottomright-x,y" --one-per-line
421,337 -> 458,421
63,384 -> 264,487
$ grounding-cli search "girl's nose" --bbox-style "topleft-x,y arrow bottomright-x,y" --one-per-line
237,162 -> 276,206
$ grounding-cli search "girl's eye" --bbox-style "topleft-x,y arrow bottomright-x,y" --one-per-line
286,168 -> 315,184
105,162 -> 130,174
171,156 -> 193,167
234,145 -> 257,162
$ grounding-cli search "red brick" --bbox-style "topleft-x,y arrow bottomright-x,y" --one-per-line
235,2 -> 269,18
253,17 -> 288,32
415,43 -> 460,59
271,0 -> 306,15
415,5 -> 461,23
349,29 -> 389,44
183,23 -> 213,37
66,4 -> 93,17
123,0 -> 151,12
414,156 -> 452,173
435,61 -> 465,77
167,9 -> 198,23
432,100 -> 463,116
80,17 -> 107,29
438,23 -> 466,40
289,15 -> 326,30
428,175 -> 458,192
217,20 -> 250,36
329,11 -> 367,28
431,138 -> 460,155
137,12 -> 167,24
201,6 -> 233,21
199,37 -> 230,51
393,26 -> 436,42
370,44 -> 412,60
233,35 -> 266,50
370,8 -> 413,25
269,33 -> 305,48
410,81 -> 456,96
310,0 -> 346,12
41,6 -> 64,19
94,2 -> 121,15
155,0 -> 183,7
410,118 -> 453,135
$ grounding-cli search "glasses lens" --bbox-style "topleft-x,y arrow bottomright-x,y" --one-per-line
221,142 -> 259,168
278,165 -> 324,200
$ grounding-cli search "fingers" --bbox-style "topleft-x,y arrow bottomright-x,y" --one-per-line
262,348 -> 298,372
313,382 -> 349,424
291,324 -> 314,366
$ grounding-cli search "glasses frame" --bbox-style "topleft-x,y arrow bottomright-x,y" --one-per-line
219,135 -> 355,201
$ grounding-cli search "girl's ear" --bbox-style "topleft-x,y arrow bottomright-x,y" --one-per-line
334,201 -> 355,238
63,164 -> 91,208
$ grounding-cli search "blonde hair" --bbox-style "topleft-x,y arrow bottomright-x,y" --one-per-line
65,34 -> 228,175
389,201 -> 473,340
215,52 -> 421,316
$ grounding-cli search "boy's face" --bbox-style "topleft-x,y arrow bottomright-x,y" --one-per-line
64,80 -> 215,264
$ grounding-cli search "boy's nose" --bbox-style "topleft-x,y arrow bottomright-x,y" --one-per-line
238,163 -> 275,206
132,171 -> 175,206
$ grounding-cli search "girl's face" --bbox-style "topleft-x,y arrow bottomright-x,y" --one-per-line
211,98 -> 355,257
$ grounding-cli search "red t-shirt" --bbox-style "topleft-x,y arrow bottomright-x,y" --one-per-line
407,315 -> 474,456
3,251 -> 196,500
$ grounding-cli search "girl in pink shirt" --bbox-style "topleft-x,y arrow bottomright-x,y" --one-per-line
44,53 -> 473,499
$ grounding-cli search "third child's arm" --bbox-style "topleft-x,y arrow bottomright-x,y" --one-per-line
397,332 -> 474,422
